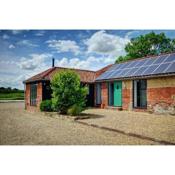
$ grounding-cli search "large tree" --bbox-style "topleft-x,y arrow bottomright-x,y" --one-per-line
115,32 -> 175,63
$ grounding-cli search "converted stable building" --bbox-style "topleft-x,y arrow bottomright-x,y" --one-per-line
95,53 -> 175,114
23,64 -> 111,111
24,53 -> 175,114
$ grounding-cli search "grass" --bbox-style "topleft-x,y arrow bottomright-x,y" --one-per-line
0,92 -> 24,100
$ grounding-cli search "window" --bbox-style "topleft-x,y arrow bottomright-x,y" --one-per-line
30,84 -> 37,106
133,80 -> 147,108
108,82 -> 114,106
96,83 -> 101,105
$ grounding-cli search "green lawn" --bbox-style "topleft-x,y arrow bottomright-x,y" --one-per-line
0,92 -> 24,100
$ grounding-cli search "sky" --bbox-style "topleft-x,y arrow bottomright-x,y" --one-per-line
1,29 -> 175,89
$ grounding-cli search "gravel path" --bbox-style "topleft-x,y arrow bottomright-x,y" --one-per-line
81,108 -> 175,144
0,103 -> 157,145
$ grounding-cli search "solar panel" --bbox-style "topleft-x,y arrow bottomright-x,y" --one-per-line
96,71 -> 110,80
164,54 -> 175,63
117,69 -> 128,76
121,68 -> 132,77
133,66 -> 148,76
164,62 -> 175,73
107,64 -> 119,71
124,68 -> 139,77
134,59 -> 147,67
106,70 -> 118,79
142,65 -> 160,75
144,57 -> 156,66
96,53 -> 175,81
152,63 -> 170,74
126,60 -> 138,68
118,63 -> 126,69
111,70 -> 123,77
121,62 -> 132,69
153,55 -> 167,64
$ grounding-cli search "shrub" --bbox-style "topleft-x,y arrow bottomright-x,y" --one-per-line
67,104 -> 83,116
51,70 -> 87,114
40,100 -> 53,112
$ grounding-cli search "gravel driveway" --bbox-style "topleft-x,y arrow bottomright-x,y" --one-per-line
81,108 -> 175,144
0,102 -> 157,145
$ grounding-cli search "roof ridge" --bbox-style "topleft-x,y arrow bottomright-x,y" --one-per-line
54,66 -> 96,73
42,67 -> 56,79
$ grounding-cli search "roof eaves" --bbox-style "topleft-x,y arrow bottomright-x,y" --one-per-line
95,73 -> 175,82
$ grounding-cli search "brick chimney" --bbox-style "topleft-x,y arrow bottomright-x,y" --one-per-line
52,58 -> 55,67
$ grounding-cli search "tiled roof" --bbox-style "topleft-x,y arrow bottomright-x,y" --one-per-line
24,67 -> 97,83
24,65 -> 113,84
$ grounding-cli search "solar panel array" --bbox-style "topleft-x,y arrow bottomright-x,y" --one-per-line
96,53 -> 175,81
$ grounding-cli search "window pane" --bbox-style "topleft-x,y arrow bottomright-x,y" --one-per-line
133,80 -> 147,108
30,84 -> 37,106
96,83 -> 101,104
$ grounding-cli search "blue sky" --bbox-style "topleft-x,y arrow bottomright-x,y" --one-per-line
0,29 -> 175,89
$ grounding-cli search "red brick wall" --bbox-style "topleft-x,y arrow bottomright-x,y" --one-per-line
122,89 -> 131,110
25,83 -> 30,109
148,87 -> 175,104
147,77 -> 175,114
99,81 -> 132,110
101,82 -> 108,108
25,82 -> 43,111
122,81 -> 132,110
147,87 -> 175,113
96,77 -> 175,114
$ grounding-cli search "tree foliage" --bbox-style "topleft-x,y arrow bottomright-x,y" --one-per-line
51,70 -> 87,115
115,32 -> 175,63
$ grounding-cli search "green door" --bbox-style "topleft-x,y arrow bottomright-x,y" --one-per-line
114,81 -> 122,107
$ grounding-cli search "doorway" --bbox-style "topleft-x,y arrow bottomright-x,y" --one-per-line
108,81 -> 122,107
114,81 -> 122,107
133,79 -> 147,108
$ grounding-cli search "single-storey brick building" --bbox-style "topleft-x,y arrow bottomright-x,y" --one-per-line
24,53 -> 175,114
23,62 -> 112,111
95,53 -> 175,114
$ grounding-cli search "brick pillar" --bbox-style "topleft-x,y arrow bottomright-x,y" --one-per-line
122,80 -> 132,110
37,82 -> 43,109
101,82 -> 108,108
25,83 -> 30,110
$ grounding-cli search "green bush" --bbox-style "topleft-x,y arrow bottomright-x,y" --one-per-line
40,100 -> 53,112
51,70 -> 87,114
67,104 -> 83,116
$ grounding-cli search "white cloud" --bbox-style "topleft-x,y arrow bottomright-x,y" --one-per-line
55,56 -> 110,71
19,53 -> 52,70
11,30 -> 23,35
35,31 -> 45,36
46,40 -> 80,55
2,34 -> 10,39
85,30 -> 130,57
17,40 -> 38,47
9,44 -> 15,49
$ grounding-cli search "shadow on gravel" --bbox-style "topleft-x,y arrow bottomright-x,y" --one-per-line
75,113 -> 104,120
